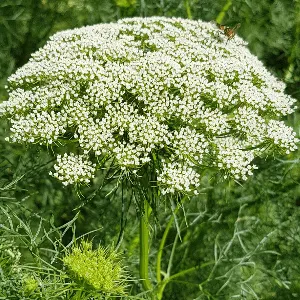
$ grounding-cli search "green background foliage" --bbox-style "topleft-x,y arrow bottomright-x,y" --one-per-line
0,0 -> 299,299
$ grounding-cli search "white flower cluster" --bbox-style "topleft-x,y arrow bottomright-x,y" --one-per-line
6,111 -> 67,144
157,162 -> 200,195
171,127 -> 209,163
212,137 -> 258,181
1,17 -> 298,191
49,153 -> 96,186
267,120 -> 298,154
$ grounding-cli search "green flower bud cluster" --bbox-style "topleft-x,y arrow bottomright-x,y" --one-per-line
63,241 -> 126,294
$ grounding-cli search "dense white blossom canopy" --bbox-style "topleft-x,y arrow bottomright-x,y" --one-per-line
1,17 -> 298,192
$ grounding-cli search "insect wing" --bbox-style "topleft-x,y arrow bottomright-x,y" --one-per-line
216,23 -> 226,31
232,23 -> 241,31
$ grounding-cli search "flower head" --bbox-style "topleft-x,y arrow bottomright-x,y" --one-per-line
63,241 -> 127,294
1,17 -> 298,193
49,153 -> 96,186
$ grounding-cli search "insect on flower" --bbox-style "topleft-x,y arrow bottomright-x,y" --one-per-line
217,22 -> 241,43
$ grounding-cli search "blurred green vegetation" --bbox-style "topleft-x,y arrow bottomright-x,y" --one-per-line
0,0 -> 299,299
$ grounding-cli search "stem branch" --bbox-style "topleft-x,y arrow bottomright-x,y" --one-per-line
156,196 -> 187,284
216,0 -> 232,24
184,0 -> 192,19
140,199 -> 152,291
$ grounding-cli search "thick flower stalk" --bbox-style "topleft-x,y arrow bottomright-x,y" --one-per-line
1,17 -> 298,193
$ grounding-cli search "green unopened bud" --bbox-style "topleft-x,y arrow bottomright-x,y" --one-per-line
23,276 -> 39,295
63,241 -> 127,295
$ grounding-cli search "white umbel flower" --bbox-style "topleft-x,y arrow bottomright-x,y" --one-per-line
1,17 -> 298,192
267,120 -> 298,154
49,153 -> 96,186
157,162 -> 200,194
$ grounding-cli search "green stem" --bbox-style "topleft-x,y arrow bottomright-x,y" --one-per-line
169,260 -> 215,281
140,199 -> 152,291
156,213 -> 174,283
184,0 -> 192,19
157,261 -> 215,299
167,233 -> 179,276
156,196 -> 188,283
157,281 -> 168,300
284,0 -> 300,81
216,0 -> 232,24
